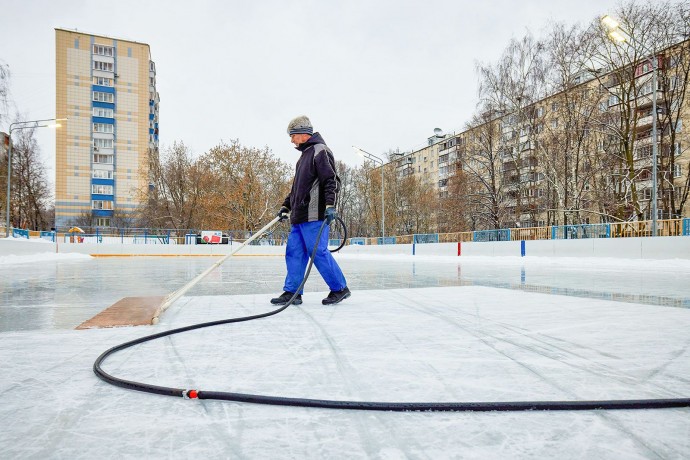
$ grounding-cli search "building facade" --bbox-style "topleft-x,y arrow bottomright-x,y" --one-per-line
55,28 -> 159,228
388,38 -> 690,233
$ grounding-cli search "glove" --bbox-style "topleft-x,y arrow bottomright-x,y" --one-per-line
277,206 -> 289,222
325,206 -> 336,225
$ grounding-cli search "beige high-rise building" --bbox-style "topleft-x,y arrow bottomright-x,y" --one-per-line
55,28 -> 159,228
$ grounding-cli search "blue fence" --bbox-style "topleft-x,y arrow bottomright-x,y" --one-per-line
473,229 -> 511,242
12,228 -> 29,239
12,218 -> 690,247
40,231 -> 56,242
551,223 -> 610,239
414,233 -> 439,244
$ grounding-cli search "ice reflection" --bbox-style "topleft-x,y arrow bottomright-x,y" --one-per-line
2,255 -> 689,332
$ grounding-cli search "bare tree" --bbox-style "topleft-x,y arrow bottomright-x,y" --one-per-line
201,140 -> 291,232
655,3 -> 690,218
7,127 -> 52,230
140,141 -> 205,231
334,161 -> 368,237
583,1 -> 683,222
459,107 -> 506,229
0,60 -> 10,126
535,22 -> 601,225
477,32 -> 547,227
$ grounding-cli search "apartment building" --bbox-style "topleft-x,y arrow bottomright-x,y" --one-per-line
390,38 -> 690,231
55,28 -> 159,228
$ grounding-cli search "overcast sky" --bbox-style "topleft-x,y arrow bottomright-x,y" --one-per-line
2,0 -> 634,186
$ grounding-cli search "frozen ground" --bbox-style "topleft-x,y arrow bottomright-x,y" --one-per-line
1,253 -> 690,458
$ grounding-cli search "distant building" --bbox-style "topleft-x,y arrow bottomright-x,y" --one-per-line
389,38 -> 690,232
54,28 -> 159,228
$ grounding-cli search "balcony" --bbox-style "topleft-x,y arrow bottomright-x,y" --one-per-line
635,90 -> 664,109
636,114 -> 654,130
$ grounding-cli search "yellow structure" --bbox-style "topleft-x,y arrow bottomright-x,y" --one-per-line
55,28 -> 159,228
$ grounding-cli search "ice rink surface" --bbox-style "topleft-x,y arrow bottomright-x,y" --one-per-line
1,253 -> 690,458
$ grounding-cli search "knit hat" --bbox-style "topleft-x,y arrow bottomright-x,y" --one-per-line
287,115 -> 314,136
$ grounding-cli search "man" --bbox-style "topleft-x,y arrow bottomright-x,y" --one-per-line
271,115 -> 351,306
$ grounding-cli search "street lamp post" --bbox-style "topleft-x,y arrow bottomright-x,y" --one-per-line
5,118 -> 64,237
602,15 -> 659,236
353,146 -> 385,241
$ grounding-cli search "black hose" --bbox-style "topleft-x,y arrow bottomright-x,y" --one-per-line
94,220 -> 690,412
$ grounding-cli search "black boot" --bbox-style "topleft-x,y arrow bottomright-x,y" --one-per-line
271,291 -> 302,306
322,287 -> 351,305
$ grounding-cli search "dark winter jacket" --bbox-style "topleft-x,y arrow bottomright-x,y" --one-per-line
282,132 -> 339,225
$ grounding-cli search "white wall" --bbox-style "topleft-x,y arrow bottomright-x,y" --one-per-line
3,235 -> 690,259
0,239 -> 57,255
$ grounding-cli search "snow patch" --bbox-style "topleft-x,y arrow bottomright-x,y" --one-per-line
0,252 -> 92,265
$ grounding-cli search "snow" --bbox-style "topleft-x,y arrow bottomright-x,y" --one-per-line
1,254 -> 689,458
1,235 -> 52,242
0,252 -> 92,265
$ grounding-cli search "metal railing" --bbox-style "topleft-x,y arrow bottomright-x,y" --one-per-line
4,217 -> 689,247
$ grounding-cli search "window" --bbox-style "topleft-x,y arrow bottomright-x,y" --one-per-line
92,45 -> 114,57
551,102 -> 559,112
670,76 -> 680,90
92,107 -> 114,118
608,94 -> 619,107
636,145 -> 653,159
92,169 -> 113,179
642,188 -> 653,200
92,200 -> 114,210
92,184 -> 114,195
669,55 -> 681,68
675,186 -> 683,201
551,119 -> 559,129
93,154 -> 114,164
93,60 -> 114,72
675,142 -> 682,156
93,123 -> 114,134
92,76 -> 113,87
96,218 -> 111,227
536,107 -> 544,117
673,163 -> 682,178
93,138 -> 113,149
93,91 -> 114,103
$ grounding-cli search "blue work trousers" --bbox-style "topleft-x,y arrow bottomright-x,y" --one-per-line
283,221 -> 347,294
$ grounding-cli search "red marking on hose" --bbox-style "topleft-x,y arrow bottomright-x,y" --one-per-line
189,390 -> 198,399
